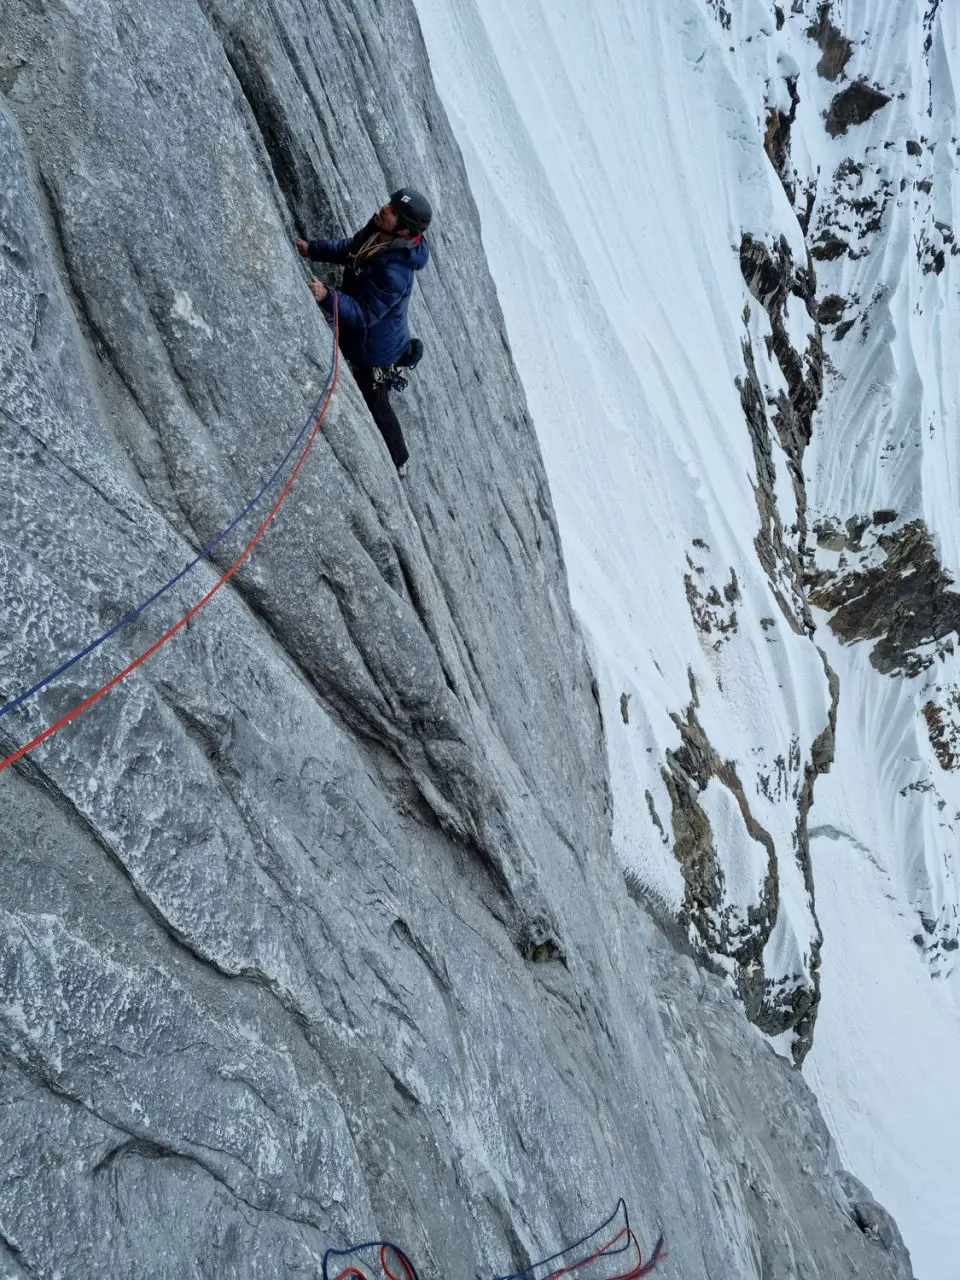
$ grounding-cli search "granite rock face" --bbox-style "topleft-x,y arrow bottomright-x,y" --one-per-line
0,3 -> 913,1278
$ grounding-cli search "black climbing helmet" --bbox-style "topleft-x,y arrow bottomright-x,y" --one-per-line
390,187 -> 432,234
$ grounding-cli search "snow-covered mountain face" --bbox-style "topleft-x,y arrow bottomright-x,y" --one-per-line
717,0 -> 960,1040
754,0 -> 960,981
413,0 -> 959,1273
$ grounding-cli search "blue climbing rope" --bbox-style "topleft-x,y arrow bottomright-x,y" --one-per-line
494,1201 -> 665,1280
318,1204 -> 664,1280
494,1201 -> 631,1280
0,311 -> 338,724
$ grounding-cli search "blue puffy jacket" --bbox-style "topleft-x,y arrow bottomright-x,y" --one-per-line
309,221 -> 429,367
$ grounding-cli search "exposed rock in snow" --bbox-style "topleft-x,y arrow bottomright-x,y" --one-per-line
825,80 -> 892,136
808,517 -> 960,675
806,3 -> 855,82
662,683 -> 783,1027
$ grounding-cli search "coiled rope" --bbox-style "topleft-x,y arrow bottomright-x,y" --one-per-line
323,1239 -> 420,1280
0,297 -> 339,775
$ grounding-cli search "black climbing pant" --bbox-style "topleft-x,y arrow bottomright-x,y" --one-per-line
352,365 -> 409,470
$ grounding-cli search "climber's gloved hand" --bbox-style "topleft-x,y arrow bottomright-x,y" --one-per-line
309,280 -> 328,302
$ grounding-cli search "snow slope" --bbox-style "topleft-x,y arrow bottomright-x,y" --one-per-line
414,0 -> 960,1274
414,0 -> 828,1011
806,634 -> 960,1276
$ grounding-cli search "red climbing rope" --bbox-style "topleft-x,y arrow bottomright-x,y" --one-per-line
541,1228 -> 664,1280
0,302 -> 340,775
323,1240 -> 421,1280
542,1228 -> 634,1280
494,1202 -> 665,1280
381,1244 -> 418,1280
321,1212 -> 665,1280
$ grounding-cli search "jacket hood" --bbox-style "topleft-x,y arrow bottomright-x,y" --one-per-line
382,234 -> 430,270
407,236 -> 430,269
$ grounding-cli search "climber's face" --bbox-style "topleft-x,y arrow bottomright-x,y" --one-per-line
374,202 -> 400,233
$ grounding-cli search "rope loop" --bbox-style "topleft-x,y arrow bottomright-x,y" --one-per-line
322,1237 -> 420,1280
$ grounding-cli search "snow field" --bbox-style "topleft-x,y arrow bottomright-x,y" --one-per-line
805,796 -> 960,1279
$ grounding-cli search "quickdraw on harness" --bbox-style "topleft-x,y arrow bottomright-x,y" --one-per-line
373,366 -> 410,393
494,1200 -> 666,1280
0,296 -> 340,775
372,337 -> 425,393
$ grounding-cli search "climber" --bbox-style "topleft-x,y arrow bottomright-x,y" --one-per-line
296,188 -> 432,477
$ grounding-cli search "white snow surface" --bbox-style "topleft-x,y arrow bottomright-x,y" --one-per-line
414,0 -> 960,1275
806,626 -> 960,1279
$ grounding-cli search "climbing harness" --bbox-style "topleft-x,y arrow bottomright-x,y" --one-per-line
494,1200 -> 665,1280
0,297 -> 340,775
372,337 -> 425,393
373,365 -> 411,393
